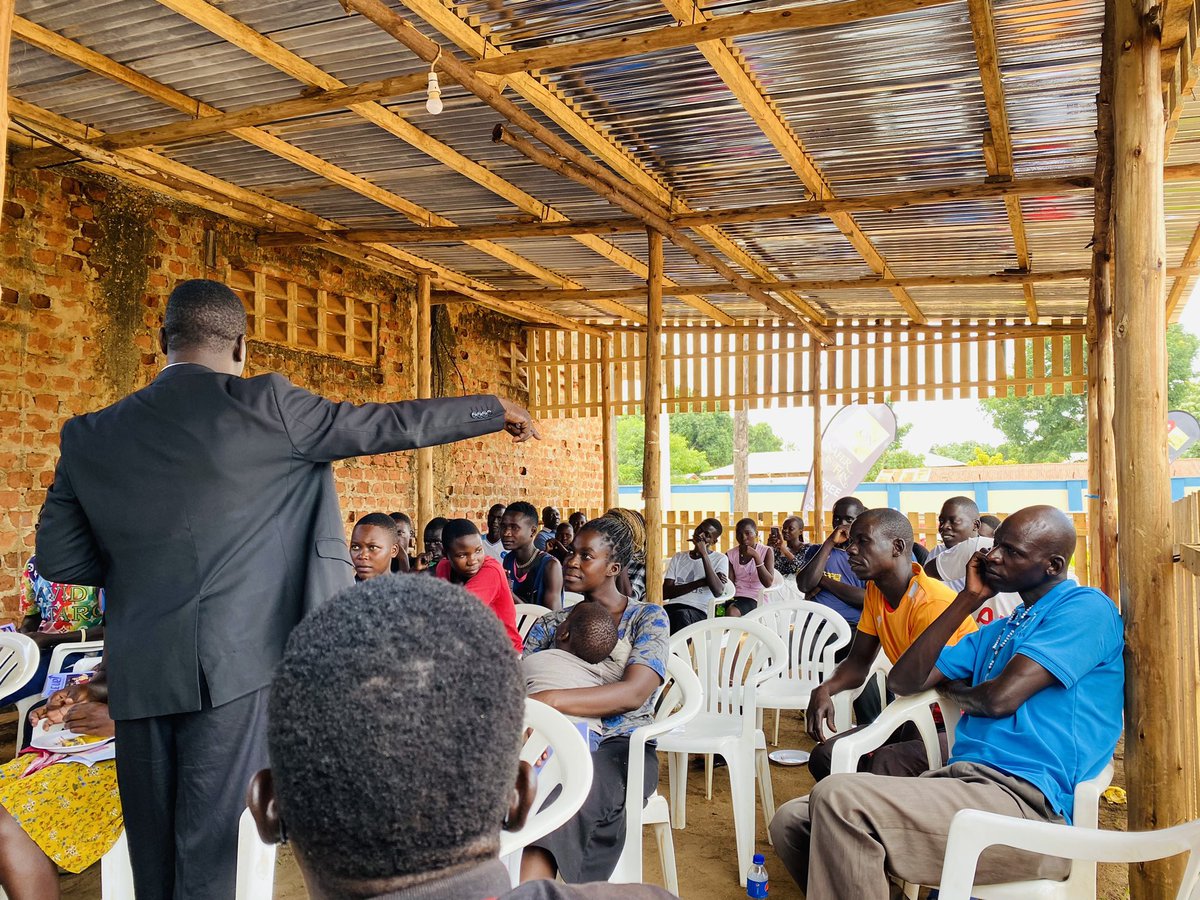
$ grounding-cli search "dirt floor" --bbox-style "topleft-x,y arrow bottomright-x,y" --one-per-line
38,710 -> 1130,899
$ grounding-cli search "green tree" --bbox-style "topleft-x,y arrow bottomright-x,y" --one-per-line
931,440 -> 1004,463
616,415 -> 733,484
981,325 -> 1200,463
666,409 -> 783,469
749,422 -> 784,453
967,447 -> 1018,466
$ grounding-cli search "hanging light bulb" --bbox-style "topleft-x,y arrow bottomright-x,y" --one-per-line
425,70 -> 443,115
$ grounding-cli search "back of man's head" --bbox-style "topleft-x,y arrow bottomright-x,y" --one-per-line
266,576 -> 524,887
163,279 -> 246,353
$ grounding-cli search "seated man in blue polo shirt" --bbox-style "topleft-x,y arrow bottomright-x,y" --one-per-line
769,505 -> 1124,899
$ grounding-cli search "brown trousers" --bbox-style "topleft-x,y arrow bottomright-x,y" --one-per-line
768,762 -> 1071,899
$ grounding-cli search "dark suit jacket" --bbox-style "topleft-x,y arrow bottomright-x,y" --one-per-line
36,364 -> 505,720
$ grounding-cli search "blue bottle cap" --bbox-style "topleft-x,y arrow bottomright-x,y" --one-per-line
753,854 -> 765,865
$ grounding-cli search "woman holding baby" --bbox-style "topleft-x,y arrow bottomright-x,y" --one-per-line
519,512 -> 670,884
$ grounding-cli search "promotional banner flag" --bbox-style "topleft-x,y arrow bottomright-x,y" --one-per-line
1167,410 -> 1200,462
802,404 -> 898,513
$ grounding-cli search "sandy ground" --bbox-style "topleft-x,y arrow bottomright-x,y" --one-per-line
47,711 -> 1130,900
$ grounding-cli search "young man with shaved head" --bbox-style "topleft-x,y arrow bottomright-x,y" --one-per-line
804,508 -> 976,782
925,496 -> 981,590
770,506 -> 1124,899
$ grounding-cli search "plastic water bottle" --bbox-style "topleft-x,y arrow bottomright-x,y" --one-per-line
746,853 -> 769,898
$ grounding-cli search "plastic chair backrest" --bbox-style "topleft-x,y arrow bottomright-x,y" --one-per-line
706,579 -> 737,619
498,699 -> 594,858
938,792 -> 1200,900
514,603 -> 553,642
563,591 -> 585,608
669,618 -> 788,725
0,633 -> 40,697
745,600 -> 850,687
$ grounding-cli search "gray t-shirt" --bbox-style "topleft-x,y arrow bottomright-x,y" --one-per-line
521,647 -> 629,735
664,550 -> 729,612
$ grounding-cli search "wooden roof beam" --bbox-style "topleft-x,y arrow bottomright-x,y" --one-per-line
398,0 -> 826,326
969,0 -> 1040,323
6,16 -> 622,318
657,0 -> 926,323
1163,0 -> 1200,150
11,0 -> 958,164
257,173 -> 1098,247
6,100 -> 604,336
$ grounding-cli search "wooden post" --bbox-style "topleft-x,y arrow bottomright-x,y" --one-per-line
810,345 -> 824,540
734,335 -> 750,517
415,274 -> 434,552
601,335 -> 619,511
643,229 -> 665,604
1112,0 -> 1196,894
1087,0 -> 1119,602
0,0 -> 13,283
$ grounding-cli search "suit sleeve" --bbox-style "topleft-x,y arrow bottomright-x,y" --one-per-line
268,375 -> 506,463
36,445 -> 106,587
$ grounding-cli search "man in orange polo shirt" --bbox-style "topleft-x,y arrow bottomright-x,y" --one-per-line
805,507 -> 976,781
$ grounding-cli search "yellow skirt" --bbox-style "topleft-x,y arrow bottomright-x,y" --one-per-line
0,755 -> 122,873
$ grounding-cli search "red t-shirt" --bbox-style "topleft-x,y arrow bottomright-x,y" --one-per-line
435,555 -> 522,652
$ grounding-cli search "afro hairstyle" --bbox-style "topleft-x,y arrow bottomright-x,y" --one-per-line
162,279 -> 246,353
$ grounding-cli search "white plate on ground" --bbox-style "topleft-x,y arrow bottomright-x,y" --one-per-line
768,749 -> 810,766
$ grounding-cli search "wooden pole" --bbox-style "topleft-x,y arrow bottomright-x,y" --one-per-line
0,0 -> 14,269
1087,0 -> 1118,601
643,229 -> 665,605
734,335 -> 750,515
415,274 -> 434,552
810,346 -> 824,540
601,335 -> 619,511
1112,0 -> 1196,894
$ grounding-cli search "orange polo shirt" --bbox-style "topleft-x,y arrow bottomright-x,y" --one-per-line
858,563 -> 977,664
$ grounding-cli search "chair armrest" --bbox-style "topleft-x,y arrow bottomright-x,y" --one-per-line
828,689 -> 942,775
1071,762 -> 1114,829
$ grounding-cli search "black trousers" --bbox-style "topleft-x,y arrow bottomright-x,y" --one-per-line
666,604 -> 707,634
114,686 -> 270,900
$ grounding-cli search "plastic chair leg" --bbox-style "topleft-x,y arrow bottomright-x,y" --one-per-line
727,750 -> 756,887
101,831 -> 135,900
667,752 -> 688,830
772,709 -> 781,747
654,820 -> 679,896
755,745 -> 775,833
705,753 -> 714,800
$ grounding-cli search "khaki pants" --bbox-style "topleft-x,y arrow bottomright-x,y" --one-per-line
768,762 -> 1071,899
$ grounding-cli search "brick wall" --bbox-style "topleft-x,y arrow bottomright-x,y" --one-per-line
0,165 -> 602,615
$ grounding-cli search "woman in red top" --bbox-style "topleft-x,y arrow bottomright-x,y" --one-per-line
435,519 -> 523,652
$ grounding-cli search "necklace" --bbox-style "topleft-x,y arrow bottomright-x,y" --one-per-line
511,550 -> 542,583
985,604 -> 1037,677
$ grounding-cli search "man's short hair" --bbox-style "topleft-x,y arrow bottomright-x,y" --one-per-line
441,517 -> 480,547
561,603 -> 618,665
163,279 -> 246,352
504,501 -> 539,528
423,516 -> 449,541
943,496 -> 980,518
860,508 -> 913,550
389,511 -> 413,529
698,517 -> 724,536
267,576 -> 524,882
353,513 -> 398,542
979,514 -> 1001,530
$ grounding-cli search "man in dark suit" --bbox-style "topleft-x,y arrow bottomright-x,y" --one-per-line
35,279 -> 539,899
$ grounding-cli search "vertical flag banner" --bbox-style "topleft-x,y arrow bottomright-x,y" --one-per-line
1167,410 -> 1200,462
802,404 -> 898,513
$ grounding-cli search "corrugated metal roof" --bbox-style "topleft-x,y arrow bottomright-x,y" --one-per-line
7,0 -> 1186,327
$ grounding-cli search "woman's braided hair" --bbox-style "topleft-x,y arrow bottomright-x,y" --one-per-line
604,508 -> 646,564
583,512 -> 636,572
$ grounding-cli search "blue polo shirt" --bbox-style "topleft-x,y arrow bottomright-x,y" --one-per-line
801,544 -> 865,626
934,580 -> 1124,823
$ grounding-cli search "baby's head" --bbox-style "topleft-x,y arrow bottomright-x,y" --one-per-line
554,603 -> 618,665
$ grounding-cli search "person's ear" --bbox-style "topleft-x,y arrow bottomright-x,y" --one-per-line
894,538 -> 906,559
158,327 -> 169,357
503,761 -> 537,833
1045,554 -> 1067,578
247,769 -> 284,846
233,334 -> 247,364
388,543 -> 399,560
972,518 -> 981,534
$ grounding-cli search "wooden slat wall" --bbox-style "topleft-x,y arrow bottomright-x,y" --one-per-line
524,319 -> 1088,417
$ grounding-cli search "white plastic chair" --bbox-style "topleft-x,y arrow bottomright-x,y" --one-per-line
562,591 -> 585,608
514,603 -> 553,643
15,639 -> 105,754
658,618 -> 788,886
95,808 -> 276,900
705,578 -> 736,620
0,633 -> 39,704
610,652 -> 703,895
499,698 -> 594,878
938,813 -> 1200,900
828,688 -> 1113,900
